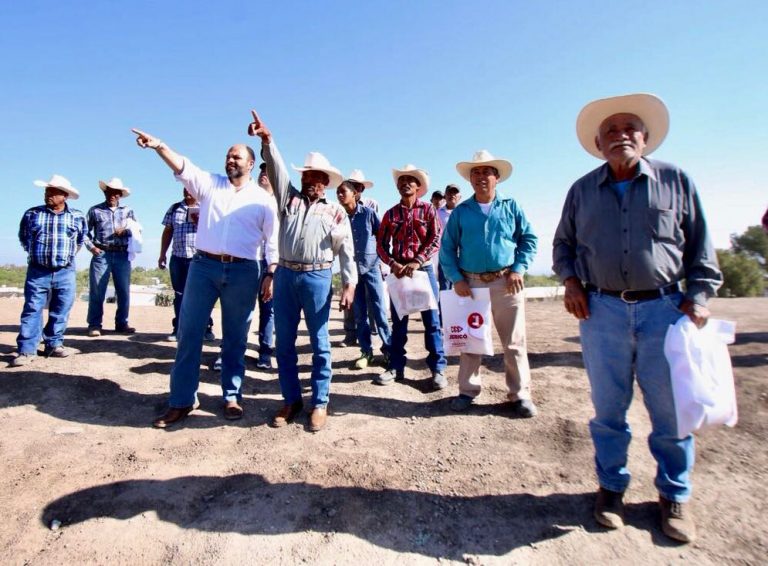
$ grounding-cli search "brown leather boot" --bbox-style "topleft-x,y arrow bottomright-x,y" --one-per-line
309,407 -> 328,432
594,487 -> 625,529
271,401 -> 303,428
660,497 -> 696,543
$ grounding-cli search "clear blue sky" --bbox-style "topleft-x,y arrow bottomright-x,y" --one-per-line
1,0 -> 765,274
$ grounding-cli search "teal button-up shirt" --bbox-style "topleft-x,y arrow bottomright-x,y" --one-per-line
439,191 -> 537,283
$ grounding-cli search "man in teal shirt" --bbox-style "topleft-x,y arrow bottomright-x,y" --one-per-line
439,150 -> 538,417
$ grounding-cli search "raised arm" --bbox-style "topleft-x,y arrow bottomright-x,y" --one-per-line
247,110 -> 294,211
131,128 -> 184,174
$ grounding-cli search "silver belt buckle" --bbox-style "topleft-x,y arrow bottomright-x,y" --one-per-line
620,289 -> 638,304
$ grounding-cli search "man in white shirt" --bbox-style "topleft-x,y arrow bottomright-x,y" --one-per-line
132,127 -> 278,428
437,184 -> 461,290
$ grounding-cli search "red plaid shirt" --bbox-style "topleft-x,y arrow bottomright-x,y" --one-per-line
376,200 -> 441,266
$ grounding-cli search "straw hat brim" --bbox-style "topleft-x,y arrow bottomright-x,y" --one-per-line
455,159 -> 513,183
576,93 -> 669,159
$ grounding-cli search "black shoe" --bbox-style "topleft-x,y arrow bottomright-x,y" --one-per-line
594,487 -> 625,529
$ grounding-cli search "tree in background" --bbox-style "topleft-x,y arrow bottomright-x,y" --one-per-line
716,249 -> 765,297
731,225 -> 768,271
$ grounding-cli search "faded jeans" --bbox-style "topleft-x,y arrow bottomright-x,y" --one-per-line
579,290 -> 694,502
17,263 -> 76,354
87,250 -> 131,329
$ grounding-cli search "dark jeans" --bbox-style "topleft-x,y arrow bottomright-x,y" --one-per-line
257,258 -> 274,362
169,255 -> 213,333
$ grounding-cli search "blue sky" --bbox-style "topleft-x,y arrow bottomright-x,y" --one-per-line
1,0 -> 766,274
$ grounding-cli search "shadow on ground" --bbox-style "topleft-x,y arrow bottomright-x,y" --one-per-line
40,474 -> 598,558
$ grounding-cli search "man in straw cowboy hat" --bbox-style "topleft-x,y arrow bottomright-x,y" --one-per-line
336,174 -> 391,371
375,164 -> 447,389
11,175 -> 87,367
553,93 -> 722,542
439,150 -> 538,417
336,169 -> 383,350
131,126 -> 278,427
84,177 -> 139,336
248,110 -> 356,433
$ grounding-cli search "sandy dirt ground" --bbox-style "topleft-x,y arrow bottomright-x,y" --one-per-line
0,295 -> 765,565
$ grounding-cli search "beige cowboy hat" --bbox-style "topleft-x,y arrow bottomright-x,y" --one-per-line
455,150 -> 513,182
392,164 -> 429,198
347,169 -> 374,189
33,174 -> 80,200
291,152 -> 343,189
576,93 -> 670,159
98,177 -> 132,197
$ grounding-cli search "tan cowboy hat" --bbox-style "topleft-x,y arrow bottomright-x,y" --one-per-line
455,150 -> 513,182
291,152 -> 343,189
576,93 -> 670,159
33,174 -> 80,200
347,169 -> 374,189
98,177 -> 132,197
392,164 -> 429,198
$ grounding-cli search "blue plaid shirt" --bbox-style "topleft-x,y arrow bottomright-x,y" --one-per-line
85,203 -> 136,251
162,201 -> 198,259
19,204 -> 87,268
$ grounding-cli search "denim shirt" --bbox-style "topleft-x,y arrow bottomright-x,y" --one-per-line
348,203 -> 380,275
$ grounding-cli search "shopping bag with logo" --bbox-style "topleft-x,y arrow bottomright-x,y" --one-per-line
440,288 -> 494,356
385,270 -> 438,320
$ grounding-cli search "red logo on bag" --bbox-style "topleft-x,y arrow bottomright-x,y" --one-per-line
467,313 -> 484,329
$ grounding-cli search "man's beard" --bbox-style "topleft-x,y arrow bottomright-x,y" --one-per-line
227,166 -> 246,182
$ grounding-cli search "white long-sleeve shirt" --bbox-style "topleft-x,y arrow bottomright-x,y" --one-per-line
175,157 -> 278,263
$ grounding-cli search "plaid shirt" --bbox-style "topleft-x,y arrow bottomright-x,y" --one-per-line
19,204 -> 87,268
377,200 -> 441,266
85,202 -> 136,251
162,201 -> 198,258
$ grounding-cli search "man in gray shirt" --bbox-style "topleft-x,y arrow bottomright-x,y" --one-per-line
248,110 -> 356,433
553,93 -> 721,543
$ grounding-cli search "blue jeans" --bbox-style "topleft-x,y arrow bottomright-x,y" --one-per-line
17,263 -> 76,354
257,259 -> 274,363
389,263 -> 446,373
354,267 -> 391,357
169,255 -> 213,334
87,250 -> 131,329
169,255 -> 260,407
274,266 -> 333,408
579,290 -> 694,502
438,263 -> 452,291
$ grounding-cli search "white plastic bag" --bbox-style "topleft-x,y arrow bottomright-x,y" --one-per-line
439,288 -> 494,356
664,316 -> 738,438
385,270 -> 438,320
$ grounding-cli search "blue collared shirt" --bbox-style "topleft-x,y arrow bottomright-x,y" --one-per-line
348,203 -> 381,275
85,202 -> 136,251
19,204 -> 87,268
439,191 -> 538,282
552,158 -> 722,305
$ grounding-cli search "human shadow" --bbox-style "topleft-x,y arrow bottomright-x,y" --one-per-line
0,370 -> 284,429
41,474 -> 597,558
733,332 -> 768,345
730,353 -> 768,368
527,351 -> 584,369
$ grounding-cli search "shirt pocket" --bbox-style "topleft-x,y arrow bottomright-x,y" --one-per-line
647,208 -> 680,244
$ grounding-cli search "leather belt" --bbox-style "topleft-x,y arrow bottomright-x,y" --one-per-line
462,268 -> 511,283
585,282 -> 681,304
95,245 -> 127,252
198,250 -> 247,263
278,259 -> 333,272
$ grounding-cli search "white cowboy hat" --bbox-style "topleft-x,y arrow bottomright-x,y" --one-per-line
347,169 -> 374,189
98,177 -> 132,197
392,164 -> 429,198
455,150 -> 513,183
33,174 -> 80,200
576,93 -> 670,159
291,152 -> 343,189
